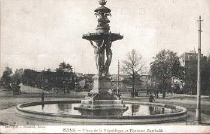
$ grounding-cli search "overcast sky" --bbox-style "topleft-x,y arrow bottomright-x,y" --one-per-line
1,0 -> 210,75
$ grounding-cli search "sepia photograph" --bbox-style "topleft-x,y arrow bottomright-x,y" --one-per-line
0,0 -> 210,133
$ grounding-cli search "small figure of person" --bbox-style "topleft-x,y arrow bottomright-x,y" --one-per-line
108,88 -> 113,95
18,82 -> 23,94
149,106 -> 154,114
12,83 -> 18,95
149,93 -> 155,103
41,92 -> 45,109
41,92 -> 45,102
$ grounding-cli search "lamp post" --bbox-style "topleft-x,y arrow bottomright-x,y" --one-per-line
195,15 -> 202,124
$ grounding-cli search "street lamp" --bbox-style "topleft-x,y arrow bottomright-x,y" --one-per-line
195,15 -> 202,124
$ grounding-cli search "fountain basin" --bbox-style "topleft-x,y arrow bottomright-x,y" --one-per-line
16,100 -> 188,125
82,33 -> 123,42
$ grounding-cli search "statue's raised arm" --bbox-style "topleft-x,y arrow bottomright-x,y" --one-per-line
89,40 -> 97,49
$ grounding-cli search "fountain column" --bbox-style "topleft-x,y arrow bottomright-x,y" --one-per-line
75,0 -> 127,116
82,0 -> 123,98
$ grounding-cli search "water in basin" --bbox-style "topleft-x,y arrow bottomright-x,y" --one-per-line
23,103 -> 177,116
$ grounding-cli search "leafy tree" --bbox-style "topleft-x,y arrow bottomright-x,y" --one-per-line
46,68 -> 51,72
183,56 -> 197,94
22,69 -> 38,87
201,56 -> 210,95
1,67 -> 13,88
11,69 -> 24,84
182,55 -> 210,95
150,49 -> 183,98
56,62 -> 73,72
121,49 -> 145,97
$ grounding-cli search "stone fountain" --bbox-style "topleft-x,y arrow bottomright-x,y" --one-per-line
74,0 -> 127,116
15,0 -> 188,125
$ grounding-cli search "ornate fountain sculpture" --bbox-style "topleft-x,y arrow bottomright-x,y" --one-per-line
75,0 -> 127,116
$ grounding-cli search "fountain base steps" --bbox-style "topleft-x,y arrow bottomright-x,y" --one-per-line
74,99 -> 128,116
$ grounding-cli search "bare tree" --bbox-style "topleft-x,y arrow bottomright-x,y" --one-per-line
121,49 -> 145,97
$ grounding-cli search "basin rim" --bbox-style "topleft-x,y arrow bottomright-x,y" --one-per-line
16,100 -> 187,120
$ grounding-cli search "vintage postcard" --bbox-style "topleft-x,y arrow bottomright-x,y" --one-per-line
0,0 -> 210,133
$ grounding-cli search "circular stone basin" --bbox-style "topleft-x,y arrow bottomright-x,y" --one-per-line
16,100 -> 188,125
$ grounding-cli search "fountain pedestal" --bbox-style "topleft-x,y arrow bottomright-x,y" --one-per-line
90,75 -> 111,94
75,99 -> 128,116
75,75 -> 128,116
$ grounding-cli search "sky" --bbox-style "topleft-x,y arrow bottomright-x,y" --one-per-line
1,0 -> 210,75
